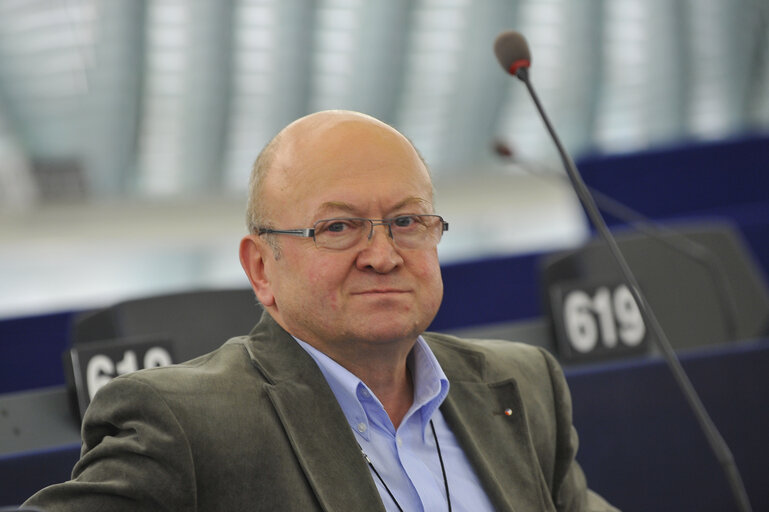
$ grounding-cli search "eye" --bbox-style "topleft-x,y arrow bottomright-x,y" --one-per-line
315,218 -> 364,235
326,221 -> 349,233
392,215 -> 423,229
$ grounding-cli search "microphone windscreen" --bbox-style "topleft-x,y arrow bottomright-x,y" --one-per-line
493,31 -> 531,74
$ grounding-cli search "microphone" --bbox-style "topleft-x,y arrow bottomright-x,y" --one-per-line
493,31 -> 531,77
493,30 -> 753,512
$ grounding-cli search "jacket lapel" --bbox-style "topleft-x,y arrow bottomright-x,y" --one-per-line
244,312 -> 386,512
243,313 -> 551,511
429,338 -> 552,512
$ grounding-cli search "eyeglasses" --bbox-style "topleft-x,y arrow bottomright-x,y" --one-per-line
257,214 -> 449,251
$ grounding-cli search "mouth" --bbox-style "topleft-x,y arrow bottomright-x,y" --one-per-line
352,288 -> 410,295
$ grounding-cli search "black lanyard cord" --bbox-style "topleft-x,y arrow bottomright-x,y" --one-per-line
359,419 -> 451,512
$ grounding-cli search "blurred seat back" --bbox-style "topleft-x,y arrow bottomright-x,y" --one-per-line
540,221 -> 769,359
72,288 -> 261,362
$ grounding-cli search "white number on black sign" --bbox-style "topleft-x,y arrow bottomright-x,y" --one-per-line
86,348 -> 173,400
563,284 -> 645,353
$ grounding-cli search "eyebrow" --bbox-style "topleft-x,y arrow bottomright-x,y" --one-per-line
315,197 -> 432,218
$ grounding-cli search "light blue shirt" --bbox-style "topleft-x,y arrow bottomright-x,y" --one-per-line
295,336 -> 496,512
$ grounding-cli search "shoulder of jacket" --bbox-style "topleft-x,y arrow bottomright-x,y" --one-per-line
115,335 -> 260,390
423,331 -> 553,382
424,330 -> 545,359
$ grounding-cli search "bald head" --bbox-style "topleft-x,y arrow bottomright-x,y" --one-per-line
245,110 -> 431,234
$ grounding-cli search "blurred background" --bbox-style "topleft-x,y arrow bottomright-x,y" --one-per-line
2,3 -> 769,509
0,0 -> 768,319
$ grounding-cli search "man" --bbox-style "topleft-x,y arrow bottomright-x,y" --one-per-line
25,110 -> 618,511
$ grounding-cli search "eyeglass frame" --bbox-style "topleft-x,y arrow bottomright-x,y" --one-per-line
256,214 -> 449,250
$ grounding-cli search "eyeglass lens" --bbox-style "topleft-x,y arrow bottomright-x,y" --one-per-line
313,215 -> 444,250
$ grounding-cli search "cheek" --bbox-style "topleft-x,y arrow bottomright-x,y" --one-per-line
305,259 -> 348,309
428,272 -> 444,309
414,254 -> 444,299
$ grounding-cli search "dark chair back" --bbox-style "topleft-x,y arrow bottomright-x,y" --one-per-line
540,221 -> 769,361
71,288 -> 261,362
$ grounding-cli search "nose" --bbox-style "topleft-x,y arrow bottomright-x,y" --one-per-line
356,223 -> 403,272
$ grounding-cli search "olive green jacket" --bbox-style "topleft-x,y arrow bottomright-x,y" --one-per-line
26,311 -> 618,511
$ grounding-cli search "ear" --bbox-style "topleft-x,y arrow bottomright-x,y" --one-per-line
239,235 -> 276,307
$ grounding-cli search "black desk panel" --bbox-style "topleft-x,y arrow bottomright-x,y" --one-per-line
2,339 -> 767,510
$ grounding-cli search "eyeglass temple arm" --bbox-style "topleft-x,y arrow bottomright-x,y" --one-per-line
258,228 -> 315,238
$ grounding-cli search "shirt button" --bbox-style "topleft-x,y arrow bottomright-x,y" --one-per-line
360,389 -> 371,399
396,436 -> 403,446
357,422 -> 367,433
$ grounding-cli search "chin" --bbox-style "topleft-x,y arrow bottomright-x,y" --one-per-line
354,317 -> 430,345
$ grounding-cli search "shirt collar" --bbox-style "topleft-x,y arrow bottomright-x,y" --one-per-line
294,336 -> 450,439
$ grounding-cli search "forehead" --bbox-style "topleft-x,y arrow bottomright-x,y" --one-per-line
266,115 -> 433,219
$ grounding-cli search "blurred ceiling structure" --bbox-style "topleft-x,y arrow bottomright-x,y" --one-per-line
0,0 -> 767,205
0,0 -> 767,318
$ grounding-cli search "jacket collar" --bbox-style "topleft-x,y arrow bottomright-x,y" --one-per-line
243,311 -> 386,511
242,311 -> 548,512
427,335 -> 551,512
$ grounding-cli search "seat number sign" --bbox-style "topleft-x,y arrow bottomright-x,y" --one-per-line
550,280 -> 649,361
66,337 -> 175,418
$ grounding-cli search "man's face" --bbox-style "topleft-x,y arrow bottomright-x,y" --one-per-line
247,115 -> 444,356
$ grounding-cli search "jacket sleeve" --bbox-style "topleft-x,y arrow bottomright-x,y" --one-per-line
23,376 -> 197,512
538,347 -> 621,512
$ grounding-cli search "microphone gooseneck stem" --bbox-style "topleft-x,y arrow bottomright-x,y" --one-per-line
515,67 -> 753,512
